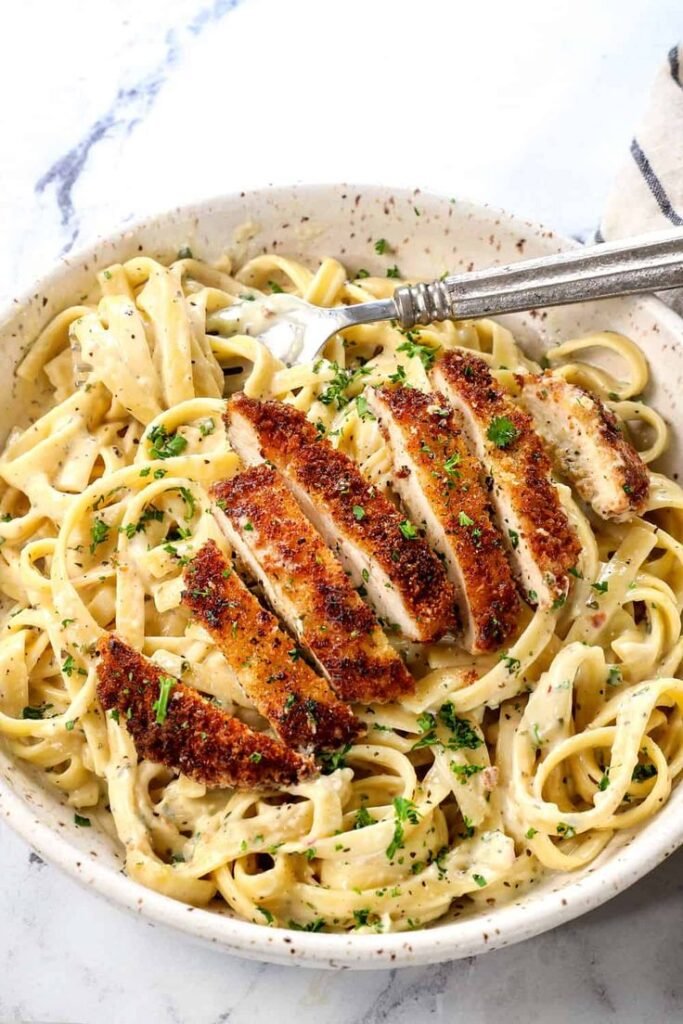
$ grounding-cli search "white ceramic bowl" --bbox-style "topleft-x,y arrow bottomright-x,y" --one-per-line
1,185 -> 682,968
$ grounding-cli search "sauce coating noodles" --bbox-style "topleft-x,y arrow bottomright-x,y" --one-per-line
1,251 -> 682,933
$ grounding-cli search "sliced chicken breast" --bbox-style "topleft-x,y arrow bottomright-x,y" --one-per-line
183,540 -> 362,751
520,372 -> 650,522
226,394 -> 458,643
211,464 -> 414,703
431,351 -> 580,609
365,385 -> 520,653
96,635 -> 313,789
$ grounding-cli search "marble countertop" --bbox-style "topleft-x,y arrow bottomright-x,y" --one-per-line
1,2 -> 683,1021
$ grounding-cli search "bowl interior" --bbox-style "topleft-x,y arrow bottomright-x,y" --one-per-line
1,184 -> 682,968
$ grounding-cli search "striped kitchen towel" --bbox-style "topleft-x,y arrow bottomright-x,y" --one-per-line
601,45 -> 683,240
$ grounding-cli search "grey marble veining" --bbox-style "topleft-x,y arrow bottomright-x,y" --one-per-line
1,1 -> 683,1021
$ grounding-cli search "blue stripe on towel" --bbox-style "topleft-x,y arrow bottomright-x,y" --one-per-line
669,45 -> 681,86
630,138 -> 683,226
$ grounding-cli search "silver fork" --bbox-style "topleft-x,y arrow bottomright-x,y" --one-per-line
205,229 -> 683,367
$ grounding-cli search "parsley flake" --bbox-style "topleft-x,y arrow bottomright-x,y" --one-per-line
399,519 -> 418,540
89,517 -> 109,554
487,416 -> 520,449
397,338 -> 440,369
148,424 -> 188,460
152,675 -> 176,724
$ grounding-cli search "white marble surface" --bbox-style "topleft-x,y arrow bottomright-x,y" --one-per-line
1,1 -> 683,1020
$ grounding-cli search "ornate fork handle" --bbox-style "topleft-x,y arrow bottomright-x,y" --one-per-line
392,228 -> 683,328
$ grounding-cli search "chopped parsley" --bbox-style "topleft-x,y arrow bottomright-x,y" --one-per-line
632,762 -> 657,782
62,655 -> 86,678
353,909 -> 376,928
355,394 -> 375,421
397,338 -> 440,369
386,265 -> 401,279
121,504 -> 165,538
148,424 -> 188,460
556,822 -> 577,839
74,813 -> 91,827
598,774 -> 610,792
268,280 -> 284,293
443,452 -> 461,476
460,817 -> 475,839
458,511 -> 474,527
355,268 -> 370,279
283,693 -> 298,712
591,581 -> 609,594
412,711 -> 439,749
438,703 -> 483,750
249,752 -> 263,764
177,246 -> 193,259
531,722 -> 544,748
288,918 -> 325,932
450,763 -> 484,782
319,742 -> 352,774
388,365 -> 407,383
353,806 -> 375,829
21,704 -> 53,720
399,519 -> 418,540
568,566 -> 583,579
508,529 -> 519,550
198,418 -> 215,437
607,666 -> 622,687
499,653 -> 521,674
525,827 -> 538,840
318,362 -> 371,409
487,416 -> 520,449
374,238 -> 390,255
386,796 -> 420,860
352,505 -> 366,521
152,675 -> 176,725
472,873 -> 487,888
411,704 -> 482,752
89,517 -> 109,554
258,907 -> 274,924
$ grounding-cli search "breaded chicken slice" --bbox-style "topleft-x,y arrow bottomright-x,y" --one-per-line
365,385 -> 519,653
519,372 -> 649,522
211,464 -> 414,703
431,351 -> 580,609
226,394 -> 458,642
96,635 -> 313,789
183,541 -> 362,751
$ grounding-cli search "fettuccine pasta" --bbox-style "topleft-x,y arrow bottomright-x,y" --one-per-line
1,249 -> 682,934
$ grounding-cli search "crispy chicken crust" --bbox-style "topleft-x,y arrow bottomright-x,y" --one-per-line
96,635 -> 313,789
227,394 -> 458,642
432,351 -> 580,608
367,385 -> 520,653
211,465 -> 414,703
183,541 -> 363,751
520,372 -> 650,522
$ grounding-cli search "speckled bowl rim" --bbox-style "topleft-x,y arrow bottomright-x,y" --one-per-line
1,184 -> 683,969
